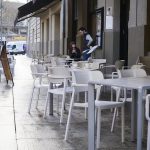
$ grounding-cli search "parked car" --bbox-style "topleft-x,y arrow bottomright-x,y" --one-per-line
6,41 -> 27,55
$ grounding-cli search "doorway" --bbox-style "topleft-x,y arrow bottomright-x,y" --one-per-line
120,0 -> 130,65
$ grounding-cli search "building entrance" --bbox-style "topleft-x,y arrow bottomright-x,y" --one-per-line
120,0 -> 130,65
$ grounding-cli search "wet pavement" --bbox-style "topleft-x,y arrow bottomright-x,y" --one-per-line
0,55 -> 147,150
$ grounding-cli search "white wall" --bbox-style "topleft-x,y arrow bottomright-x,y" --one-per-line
27,17 -> 40,57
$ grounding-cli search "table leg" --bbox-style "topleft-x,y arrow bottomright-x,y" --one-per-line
137,88 -> 143,150
49,82 -> 53,115
88,83 -> 95,150
131,89 -> 137,141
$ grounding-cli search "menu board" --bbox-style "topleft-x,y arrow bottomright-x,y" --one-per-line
0,45 -> 14,85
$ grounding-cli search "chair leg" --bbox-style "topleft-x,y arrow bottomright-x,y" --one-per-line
60,92 -> 66,123
77,93 -> 79,102
57,95 -> 60,114
95,108 -> 97,126
96,108 -> 101,149
43,92 -> 49,118
142,101 -> 145,139
111,88 -> 120,132
147,122 -> 150,150
111,107 -> 117,132
85,91 -> 88,119
35,88 -> 40,109
28,86 -> 35,113
121,106 -> 125,143
64,91 -> 75,141
111,88 -> 113,112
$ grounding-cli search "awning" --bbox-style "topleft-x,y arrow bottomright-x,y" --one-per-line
15,0 -> 55,25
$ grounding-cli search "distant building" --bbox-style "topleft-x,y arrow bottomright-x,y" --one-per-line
1,1 -> 27,42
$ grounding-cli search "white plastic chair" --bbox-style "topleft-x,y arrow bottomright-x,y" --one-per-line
28,64 -> 49,113
43,66 -> 72,123
146,94 -> 150,150
64,70 -> 125,149
101,60 -> 125,78
111,68 -> 147,132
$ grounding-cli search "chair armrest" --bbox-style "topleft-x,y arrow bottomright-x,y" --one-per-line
101,65 -> 115,68
72,83 -> 88,87
146,94 -> 150,121
32,72 -> 48,77
112,72 -> 119,79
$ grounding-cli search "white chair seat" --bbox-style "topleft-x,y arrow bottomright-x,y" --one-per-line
74,102 -> 88,107
95,100 -> 124,109
120,97 -> 132,102
48,87 -> 72,94
73,101 -> 125,109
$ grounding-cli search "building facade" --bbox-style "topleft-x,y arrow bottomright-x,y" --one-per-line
16,0 -> 150,65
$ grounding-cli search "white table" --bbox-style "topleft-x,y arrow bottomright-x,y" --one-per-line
88,77 -> 150,150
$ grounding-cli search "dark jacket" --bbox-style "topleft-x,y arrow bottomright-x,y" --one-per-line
70,47 -> 81,60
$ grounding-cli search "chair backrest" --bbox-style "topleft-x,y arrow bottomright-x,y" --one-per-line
133,68 -> 147,77
72,70 -> 89,84
72,70 -> 104,84
30,64 -> 45,78
117,68 -> 147,79
115,60 -> 125,70
117,69 -> 134,78
137,56 -> 150,75
56,57 -> 66,65
48,67 -> 70,84
89,70 -> 104,82
36,64 -> 45,73
131,64 -> 144,69
50,57 -> 57,66
77,61 -> 87,68
49,66 -> 70,77
146,94 -> 150,121
30,64 -> 38,78
92,59 -> 106,64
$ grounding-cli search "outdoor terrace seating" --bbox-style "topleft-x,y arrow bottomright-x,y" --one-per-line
64,70 -> 125,149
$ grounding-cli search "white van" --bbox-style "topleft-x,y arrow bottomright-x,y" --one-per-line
6,41 -> 27,55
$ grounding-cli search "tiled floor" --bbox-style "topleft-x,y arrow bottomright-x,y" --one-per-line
0,55 -> 147,150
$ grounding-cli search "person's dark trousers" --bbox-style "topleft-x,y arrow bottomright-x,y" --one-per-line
82,50 -> 91,61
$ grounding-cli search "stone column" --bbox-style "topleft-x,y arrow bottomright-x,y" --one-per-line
128,0 -> 150,65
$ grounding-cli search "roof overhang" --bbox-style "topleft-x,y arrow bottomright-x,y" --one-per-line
14,0 -> 57,25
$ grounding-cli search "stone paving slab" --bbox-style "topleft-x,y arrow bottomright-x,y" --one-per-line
17,139 -> 74,150
0,125 -> 16,139
0,139 -> 17,150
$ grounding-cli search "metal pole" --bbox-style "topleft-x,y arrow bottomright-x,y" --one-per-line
1,0 -> 2,48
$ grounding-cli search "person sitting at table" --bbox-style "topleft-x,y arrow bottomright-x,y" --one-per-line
69,41 -> 81,61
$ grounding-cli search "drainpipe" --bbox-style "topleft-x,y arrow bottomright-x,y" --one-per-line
1,0 -> 2,47
61,0 -> 65,54
65,0 -> 68,54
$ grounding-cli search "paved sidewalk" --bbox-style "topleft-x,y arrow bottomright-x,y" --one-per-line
0,55 -> 147,150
